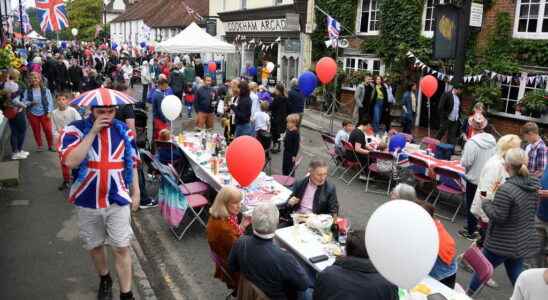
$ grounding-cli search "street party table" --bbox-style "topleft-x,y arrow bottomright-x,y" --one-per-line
275,225 -> 470,300
175,131 -> 291,208
400,149 -> 465,177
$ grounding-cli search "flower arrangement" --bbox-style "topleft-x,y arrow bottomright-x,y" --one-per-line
0,45 -> 23,70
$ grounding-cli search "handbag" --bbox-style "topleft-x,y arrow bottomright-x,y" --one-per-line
216,99 -> 225,115
3,106 -> 18,120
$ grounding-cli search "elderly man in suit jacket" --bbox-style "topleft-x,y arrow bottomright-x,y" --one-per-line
353,76 -> 373,124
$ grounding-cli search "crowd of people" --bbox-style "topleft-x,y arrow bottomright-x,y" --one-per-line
1,40 -> 547,300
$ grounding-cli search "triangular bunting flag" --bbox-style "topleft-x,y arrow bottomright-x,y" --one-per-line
448,75 -> 454,82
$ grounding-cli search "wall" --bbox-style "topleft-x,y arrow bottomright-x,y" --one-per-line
223,0 -> 294,11
476,0 -> 516,48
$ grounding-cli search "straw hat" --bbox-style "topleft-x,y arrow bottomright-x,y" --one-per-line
468,113 -> 488,130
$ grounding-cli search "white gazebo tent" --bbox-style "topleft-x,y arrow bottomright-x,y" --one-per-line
27,31 -> 47,40
156,22 -> 235,54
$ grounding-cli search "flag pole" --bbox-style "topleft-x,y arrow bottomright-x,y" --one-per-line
18,0 -> 24,44
314,5 -> 355,36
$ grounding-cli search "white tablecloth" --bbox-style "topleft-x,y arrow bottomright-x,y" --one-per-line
275,225 -> 471,300
176,133 -> 291,207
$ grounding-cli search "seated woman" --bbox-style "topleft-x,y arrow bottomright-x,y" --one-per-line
207,186 -> 251,292
155,129 -> 184,164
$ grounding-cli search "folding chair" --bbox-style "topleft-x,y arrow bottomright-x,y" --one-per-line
139,149 -> 162,183
208,248 -> 236,299
462,246 -> 494,298
339,140 -> 367,185
408,155 -> 435,201
165,163 -> 209,196
320,133 -> 341,175
365,151 -> 397,195
272,155 -> 303,188
421,137 -> 441,152
156,165 -> 208,240
428,166 -> 465,223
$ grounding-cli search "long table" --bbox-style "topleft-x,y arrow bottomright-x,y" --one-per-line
175,132 -> 292,208
275,225 -> 471,300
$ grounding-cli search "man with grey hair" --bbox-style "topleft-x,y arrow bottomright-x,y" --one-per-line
288,77 -> 305,116
228,202 -> 312,299
390,183 -> 417,201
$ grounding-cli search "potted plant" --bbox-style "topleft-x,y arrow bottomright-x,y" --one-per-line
518,90 -> 548,119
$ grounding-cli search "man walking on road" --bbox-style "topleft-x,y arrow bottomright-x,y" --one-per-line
60,101 -> 140,300
436,84 -> 463,146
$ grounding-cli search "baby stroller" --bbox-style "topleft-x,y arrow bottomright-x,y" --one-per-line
134,108 -> 149,150
256,130 -> 272,175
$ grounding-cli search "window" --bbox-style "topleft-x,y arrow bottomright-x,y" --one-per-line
356,0 -> 379,35
495,72 -> 548,120
514,0 -> 548,38
422,0 -> 436,37
340,56 -> 385,89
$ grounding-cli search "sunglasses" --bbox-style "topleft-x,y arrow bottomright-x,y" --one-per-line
95,108 -> 116,115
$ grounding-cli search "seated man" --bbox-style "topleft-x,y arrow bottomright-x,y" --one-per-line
228,202 -> 312,300
284,159 -> 338,219
314,230 -> 399,300
347,119 -> 375,168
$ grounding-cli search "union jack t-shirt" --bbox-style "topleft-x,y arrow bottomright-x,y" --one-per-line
59,118 -> 139,209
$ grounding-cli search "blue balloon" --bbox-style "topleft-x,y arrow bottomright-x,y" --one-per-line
111,42 -> 118,50
389,133 -> 407,153
248,66 -> 257,76
298,71 -> 317,96
61,41 -> 67,49
140,42 -> 146,48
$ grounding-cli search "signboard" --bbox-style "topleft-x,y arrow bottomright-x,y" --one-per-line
225,18 -> 297,33
433,5 -> 458,59
469,3 -> 483,27
285,13 -> 300,32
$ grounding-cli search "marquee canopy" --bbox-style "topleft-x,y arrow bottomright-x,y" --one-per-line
156,22 -> 236,54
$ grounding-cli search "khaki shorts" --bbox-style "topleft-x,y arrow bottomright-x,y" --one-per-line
196,112 -> 214,129
78,204 -> 134,250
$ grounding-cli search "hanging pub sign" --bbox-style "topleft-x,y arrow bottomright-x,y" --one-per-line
469,3 -> 484,27
433,5 -> 459,59
225,18 -> 296,33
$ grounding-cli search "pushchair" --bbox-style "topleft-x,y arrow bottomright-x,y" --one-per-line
134,108 -> 149,150
256,130 -> 272,175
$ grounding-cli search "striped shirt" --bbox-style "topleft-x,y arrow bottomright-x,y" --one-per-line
526,139 -> 546,177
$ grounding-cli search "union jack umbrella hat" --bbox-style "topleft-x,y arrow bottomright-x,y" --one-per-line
70,88 -> 137,107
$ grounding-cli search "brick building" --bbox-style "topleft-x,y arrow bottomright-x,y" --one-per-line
334,0 -> 547,135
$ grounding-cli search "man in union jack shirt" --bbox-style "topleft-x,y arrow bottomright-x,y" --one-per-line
60,104 -> 140,300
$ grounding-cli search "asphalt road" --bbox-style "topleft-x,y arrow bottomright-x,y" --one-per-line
129,84 -> 515,300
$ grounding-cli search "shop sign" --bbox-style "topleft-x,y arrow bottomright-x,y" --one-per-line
469,3 -> 483,27
225,18 -> 292,32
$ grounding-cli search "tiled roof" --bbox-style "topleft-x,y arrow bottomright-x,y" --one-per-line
111,0 -> 208,28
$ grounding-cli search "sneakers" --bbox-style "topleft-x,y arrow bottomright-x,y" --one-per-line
359,174 -> 368,181
140,199 -> 158,209
19,150 -> 29,156
48,147 -> 57,152
97,275 -> 113,300
458,229 -> 480,241
11,151 -> 28,160
486,278 -> 499,288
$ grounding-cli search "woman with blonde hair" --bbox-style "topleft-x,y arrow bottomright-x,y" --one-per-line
23,72 -> 55,152
468,148 -> 540,294
206,186 -> 250,291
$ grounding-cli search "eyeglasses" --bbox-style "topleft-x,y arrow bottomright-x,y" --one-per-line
95,108 -> 116,115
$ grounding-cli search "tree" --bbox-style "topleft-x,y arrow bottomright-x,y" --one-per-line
26,0 -> 102,41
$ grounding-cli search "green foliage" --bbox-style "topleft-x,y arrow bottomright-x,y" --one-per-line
311,0 -> 358,61
509,39 -> 548,67
480,12 -> 520,74
519,90 -> 548,114
465,83 -> 503,111
27,0 -> 102,41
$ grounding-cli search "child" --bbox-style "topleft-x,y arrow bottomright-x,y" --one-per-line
183,84 -> 194,118
335,120 -> 354,156
282,114 -> 300,176
51,93 -> 82,190
376,141 -> 394,173
254,101 -> 270,134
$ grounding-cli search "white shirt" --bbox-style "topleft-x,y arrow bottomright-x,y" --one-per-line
449,93 -> 460,121
335,129 -> 349,149
511,269 -> 548,300
253,111 -> 270,132
51,107 -> 82,135
250,92 -> 260,119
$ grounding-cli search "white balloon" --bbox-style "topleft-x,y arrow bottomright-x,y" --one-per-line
266,61 -> 275,73
161,95 -> 183,121
365,200 -> 439,289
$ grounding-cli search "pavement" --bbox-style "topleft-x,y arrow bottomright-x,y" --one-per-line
0,83 -> 515,300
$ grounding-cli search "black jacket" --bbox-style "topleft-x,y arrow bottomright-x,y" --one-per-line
233,95 -> 252,125
68,65 -> 83,87
286,177 -> 338,216
287,87 -> 305,114
314,256 -> 399,300
438,91 -> 462,121
168,69 -> 185,94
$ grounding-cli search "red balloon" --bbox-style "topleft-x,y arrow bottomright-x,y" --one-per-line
420,75 -> 438,98
208,62 -> 217,73
316,57 -> 337,84
226,136 -> 265,187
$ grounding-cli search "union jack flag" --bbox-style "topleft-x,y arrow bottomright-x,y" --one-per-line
327,15 -> 341,46
35,0 -> 69,33
60,119 -> 139,209
70,88 -> 137,107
